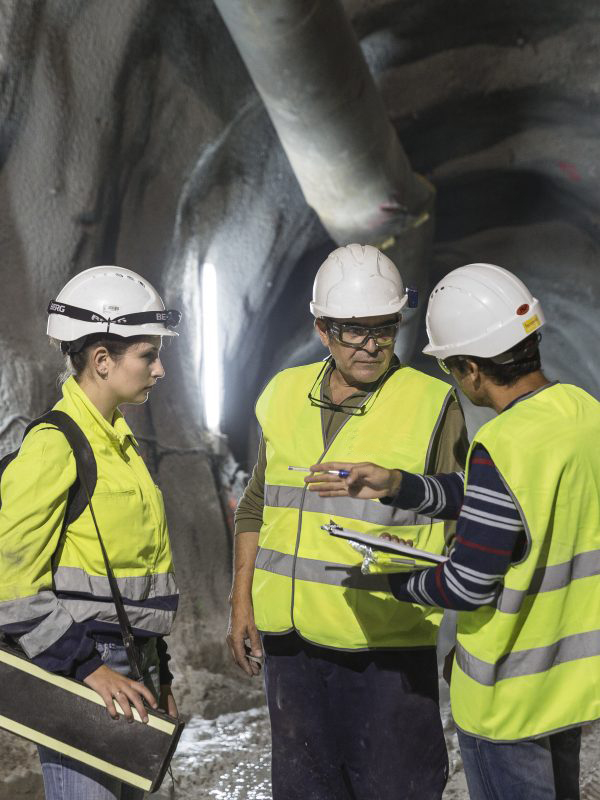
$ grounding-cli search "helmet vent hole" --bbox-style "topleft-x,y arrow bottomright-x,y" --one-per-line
516,303 -> 530,315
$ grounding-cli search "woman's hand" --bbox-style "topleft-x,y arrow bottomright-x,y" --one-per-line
305,462 -> 403,499
159,684 -> 179,718
83,664 -> 158,723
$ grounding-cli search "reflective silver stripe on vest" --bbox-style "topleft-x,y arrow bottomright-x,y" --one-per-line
497,549 -> 600,613
60,598 -> 175,633
456,628 -> 600,687
264,484 -> 432,528
0,590 -> 58,626
256,547 -> 391,592
17,599 -> 175,658
53,567 -> 179,600
18,604 -> 82,658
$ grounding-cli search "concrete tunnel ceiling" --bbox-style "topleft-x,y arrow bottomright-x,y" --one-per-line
217,0 -> 600,454
0,0 -> 599,682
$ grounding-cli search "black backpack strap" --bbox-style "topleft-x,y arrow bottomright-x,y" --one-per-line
19,411 -> 143,681
25,411 -> 98,529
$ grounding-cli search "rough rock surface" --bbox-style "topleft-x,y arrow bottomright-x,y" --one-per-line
0,0 -> 599,794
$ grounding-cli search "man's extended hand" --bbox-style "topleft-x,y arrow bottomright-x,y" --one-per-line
226,592 -> 263,678
304,462 -> 403,499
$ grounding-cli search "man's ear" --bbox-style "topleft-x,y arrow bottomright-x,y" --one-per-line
314,318 -> 330,347
464,358 -> 481,388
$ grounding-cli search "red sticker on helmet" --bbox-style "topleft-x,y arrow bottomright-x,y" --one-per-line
516,304 -> 530,315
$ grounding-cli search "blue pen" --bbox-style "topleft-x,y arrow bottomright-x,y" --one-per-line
288,466 -> 350,478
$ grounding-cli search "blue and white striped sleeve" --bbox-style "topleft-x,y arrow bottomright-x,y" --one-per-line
381,469 -> 465,519
388,445 -> 525,610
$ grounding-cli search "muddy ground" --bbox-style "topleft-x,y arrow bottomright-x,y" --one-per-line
1,668 -> 599,800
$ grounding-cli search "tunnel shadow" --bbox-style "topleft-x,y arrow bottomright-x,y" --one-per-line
222,238 -> 332,466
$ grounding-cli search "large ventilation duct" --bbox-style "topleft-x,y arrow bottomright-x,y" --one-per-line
212,0 -> 435,313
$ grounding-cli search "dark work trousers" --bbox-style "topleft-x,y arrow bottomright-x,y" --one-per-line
263,632 -> 448,800
550,727 -> 582,800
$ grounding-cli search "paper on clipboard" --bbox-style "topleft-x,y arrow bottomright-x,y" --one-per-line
321,521 -> 448,565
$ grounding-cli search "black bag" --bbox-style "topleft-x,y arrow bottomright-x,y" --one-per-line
0,410 -> 184,793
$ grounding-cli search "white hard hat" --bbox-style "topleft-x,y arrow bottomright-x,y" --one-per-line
423,263 -> 544,359
310,244 -> 414,319
47,266 -> 181,347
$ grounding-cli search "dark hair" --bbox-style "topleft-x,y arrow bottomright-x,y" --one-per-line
63,333 -> 149,379
445,333 -> 542,387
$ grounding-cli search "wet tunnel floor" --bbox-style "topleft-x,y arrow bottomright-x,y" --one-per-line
2,700 -> 600,798
153,704 -> 600,800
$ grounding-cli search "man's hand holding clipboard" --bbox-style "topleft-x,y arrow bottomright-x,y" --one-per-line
321,521 -> 448,575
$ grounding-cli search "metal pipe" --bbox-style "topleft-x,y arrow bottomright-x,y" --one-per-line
213,0 -> 434,293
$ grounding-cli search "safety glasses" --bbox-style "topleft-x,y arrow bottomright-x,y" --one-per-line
437,358 -> 451,374
326,320 -> 398,349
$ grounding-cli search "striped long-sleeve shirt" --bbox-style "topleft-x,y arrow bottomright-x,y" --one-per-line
386,444 -> 525,610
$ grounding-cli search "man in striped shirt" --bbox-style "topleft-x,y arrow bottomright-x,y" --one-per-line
307,390 -> 581,800
306,263 -> 589,800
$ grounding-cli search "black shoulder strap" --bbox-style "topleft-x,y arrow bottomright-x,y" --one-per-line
18,411 -> 143,681
24,410 -> 98,529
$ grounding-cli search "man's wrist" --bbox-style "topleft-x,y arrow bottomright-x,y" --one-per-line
387,571 -> 412,600
229,583 -> 253,605
388,469 -> 403,496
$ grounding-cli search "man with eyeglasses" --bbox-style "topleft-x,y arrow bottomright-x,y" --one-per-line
228,244 -> 468,800
307,263 -> 600,800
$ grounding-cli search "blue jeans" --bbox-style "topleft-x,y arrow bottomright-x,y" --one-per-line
39,639 -> 160,800
458,727 -> 581,800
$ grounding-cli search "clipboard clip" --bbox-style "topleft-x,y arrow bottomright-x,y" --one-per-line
321,520 -> 343,534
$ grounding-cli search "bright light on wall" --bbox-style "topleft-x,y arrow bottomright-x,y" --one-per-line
184,246 -> 202,380
202,261 -> 221,433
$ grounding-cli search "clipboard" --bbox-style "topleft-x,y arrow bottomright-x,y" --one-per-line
321,521 -> 448,565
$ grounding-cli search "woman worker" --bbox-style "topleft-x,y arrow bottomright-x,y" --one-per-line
0,266 -> 181,799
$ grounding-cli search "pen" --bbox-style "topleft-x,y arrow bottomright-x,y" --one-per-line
288,466 -> 350,478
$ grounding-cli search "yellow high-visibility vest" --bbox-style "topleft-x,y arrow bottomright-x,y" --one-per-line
253,361 -> 454,649
451,383 -> 600,741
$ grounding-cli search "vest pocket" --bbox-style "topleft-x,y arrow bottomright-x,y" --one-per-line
88,489 -> 154,566
93,489 -> 136,502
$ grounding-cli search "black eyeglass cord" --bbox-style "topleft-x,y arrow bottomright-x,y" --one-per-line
307,357 -> 399,416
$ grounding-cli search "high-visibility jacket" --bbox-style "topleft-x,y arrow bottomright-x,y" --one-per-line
0,377 -> 177,676
451,383 -> 600,741
253,361 -> 454,649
